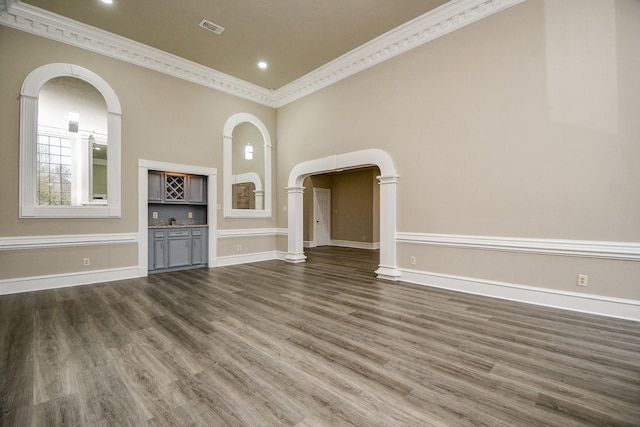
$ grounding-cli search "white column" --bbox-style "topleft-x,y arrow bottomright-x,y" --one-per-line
375,174 -> 401,280
285,186 -> 307,263
19,95 -> 38,217
253,189 -> 264,210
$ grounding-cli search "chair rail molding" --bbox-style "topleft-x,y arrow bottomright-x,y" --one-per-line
0,0 -> 525,107
0,233 -> 137,250
396,232 -> 640,261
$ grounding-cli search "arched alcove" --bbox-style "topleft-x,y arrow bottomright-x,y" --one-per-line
286,149 -> 400,280
222,113 -> 272,218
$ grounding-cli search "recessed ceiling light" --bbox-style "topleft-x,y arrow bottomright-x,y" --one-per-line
258,61 -> 268,69
101,0 -> 113,4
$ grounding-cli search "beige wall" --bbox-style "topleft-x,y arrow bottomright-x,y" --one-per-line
0,26 -> 277,279
0,244 -> 137,280
330,168 -> 379,244
302,168 -> 380,244
217,236 -> 277,258
1,1 -> 639,302
277,0 -> 640,299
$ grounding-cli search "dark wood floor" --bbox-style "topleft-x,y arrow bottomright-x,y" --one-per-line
1,247 -> 639,426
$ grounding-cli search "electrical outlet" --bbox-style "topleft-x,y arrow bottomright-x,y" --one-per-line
188,211 -> 193,218
577,274 -> 588,287
283,206 -> 287,211
83,258 -> 90,266
152,211 -> 158,219
410,256 -> 416,265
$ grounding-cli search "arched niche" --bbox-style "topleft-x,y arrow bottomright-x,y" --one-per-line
223,113 -> 272,218
20,63 -> 121,218
285,148 -> 400,280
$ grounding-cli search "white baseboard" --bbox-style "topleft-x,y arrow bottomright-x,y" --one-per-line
305,240 -> 380,250
0,266 -> 140,295
216,251 -> 287,267
330,240 -> 380,250
217,228 -> 287,238
399,268 -> 640,322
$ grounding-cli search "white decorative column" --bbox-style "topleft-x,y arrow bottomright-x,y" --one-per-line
254,189 -> 264,210
285,186 -> 307,263
375,174 -> 401,280
19,94 -> 38,217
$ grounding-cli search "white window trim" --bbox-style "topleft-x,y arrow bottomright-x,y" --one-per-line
20,63 -> 122,218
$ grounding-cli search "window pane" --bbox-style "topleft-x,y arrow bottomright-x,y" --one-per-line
35,134 -> 72,206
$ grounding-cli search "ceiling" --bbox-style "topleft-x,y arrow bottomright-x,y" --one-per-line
22,0 -> 448,90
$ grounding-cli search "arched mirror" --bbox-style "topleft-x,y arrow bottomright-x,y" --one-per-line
20,63 -> 121,218
223,113 -> 272,218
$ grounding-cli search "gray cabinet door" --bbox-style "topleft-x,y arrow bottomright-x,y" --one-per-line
187,175 -> 207,204
191,228 -> 207,265
148,171 -> 163,202
167,229 -> 191,267
153,238 -> 167,270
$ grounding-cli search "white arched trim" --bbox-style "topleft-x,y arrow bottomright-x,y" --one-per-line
231,172 -> 264,210
21,63 -> 122,113
20,63 -> 122,217
231,172 -> 262,191
285,149 -> 401,280
222,113 -> 272,218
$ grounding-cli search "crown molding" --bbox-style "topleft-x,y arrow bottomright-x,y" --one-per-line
0,0 -> 525,108
272,0 -> 526,107
0,0 -> 276,106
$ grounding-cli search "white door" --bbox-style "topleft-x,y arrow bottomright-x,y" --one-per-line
313,188 -> 331,246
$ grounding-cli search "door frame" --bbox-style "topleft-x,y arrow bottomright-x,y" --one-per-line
137,159 -> 217,276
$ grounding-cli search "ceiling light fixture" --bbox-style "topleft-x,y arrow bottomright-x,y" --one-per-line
258,61 -> 268,70
244,143 -> 253,160
101,0 -> 113,4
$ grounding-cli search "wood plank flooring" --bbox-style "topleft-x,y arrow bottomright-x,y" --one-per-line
1,246 -> 639,426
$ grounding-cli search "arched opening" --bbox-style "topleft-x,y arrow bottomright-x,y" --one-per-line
222,113 -> 272,218
302,167 -> 380,249
286,149 -> 400,280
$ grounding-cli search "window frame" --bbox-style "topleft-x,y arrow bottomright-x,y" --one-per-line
20,63 -> 122,218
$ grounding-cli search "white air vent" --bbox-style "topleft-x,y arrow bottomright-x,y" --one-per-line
199,19 -> 225,35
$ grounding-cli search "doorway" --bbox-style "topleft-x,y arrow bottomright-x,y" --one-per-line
285,148 -> 400,280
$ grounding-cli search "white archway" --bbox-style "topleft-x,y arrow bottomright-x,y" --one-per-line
286,149 -> 400,280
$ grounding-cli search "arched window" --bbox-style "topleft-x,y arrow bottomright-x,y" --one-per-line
20,63 -> 121,218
